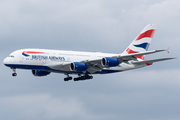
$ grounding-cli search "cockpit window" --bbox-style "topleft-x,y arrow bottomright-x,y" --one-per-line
9,55 -> 14,58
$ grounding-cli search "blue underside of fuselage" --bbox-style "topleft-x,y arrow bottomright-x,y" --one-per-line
4,64 -> 121,74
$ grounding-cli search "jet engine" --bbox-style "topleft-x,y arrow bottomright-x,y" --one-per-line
32,70 -> 51,76
101,57 -> 120,67
70,62 -> 87,71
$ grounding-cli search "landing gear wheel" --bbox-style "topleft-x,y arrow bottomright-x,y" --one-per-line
64,78 -> 68,81
74,75 -> 93,81
74,78 -> 79,81
12,73 -> 17,77
64,76 -> 73,81
11,68 -> 17,77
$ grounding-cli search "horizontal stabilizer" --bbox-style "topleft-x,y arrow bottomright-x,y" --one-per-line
120,49 -> 165,57
115,49 -> 167,61
131,58 -> 175,65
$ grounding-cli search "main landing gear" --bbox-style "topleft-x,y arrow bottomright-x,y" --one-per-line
74,75 -> 93,81
64,74 -> 72,81
12,68 -> 17,77
63,74 -> 93,82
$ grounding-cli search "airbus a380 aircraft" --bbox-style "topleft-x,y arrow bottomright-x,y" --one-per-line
3,24 -> 175,81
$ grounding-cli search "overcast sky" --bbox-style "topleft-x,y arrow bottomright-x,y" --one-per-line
0,0 -> 180,120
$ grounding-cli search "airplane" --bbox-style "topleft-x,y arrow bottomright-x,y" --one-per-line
3,24 -> 175,81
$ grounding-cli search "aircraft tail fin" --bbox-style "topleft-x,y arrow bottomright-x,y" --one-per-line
122,24 -> 156,60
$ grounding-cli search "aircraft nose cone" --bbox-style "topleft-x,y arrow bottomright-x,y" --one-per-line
3,57 -> 9,65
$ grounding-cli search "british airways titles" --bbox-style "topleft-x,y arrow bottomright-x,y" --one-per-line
31,55 -> 65,61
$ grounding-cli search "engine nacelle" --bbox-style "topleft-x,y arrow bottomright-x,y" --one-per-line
32,70 -> 51,77
70,62 -> 87,71
101,57 -> 120,67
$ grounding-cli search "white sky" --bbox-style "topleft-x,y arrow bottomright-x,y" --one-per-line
0,0 -> 180,120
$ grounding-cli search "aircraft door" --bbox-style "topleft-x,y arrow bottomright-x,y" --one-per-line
91,53 -> 96,59
19,56 -> 24,63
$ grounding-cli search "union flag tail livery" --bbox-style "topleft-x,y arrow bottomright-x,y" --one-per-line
3,24 -> 175,81
122,24 -> 156,60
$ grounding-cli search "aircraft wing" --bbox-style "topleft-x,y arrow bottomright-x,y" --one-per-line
48,48 -> 172,74
47,60 -> 103,74
48,62 -> 72,71
131,58 -> 175,65
81,48 -> 171,73
80,59 -> 103,74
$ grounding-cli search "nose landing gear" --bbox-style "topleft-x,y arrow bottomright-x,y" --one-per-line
12,68 -> 17,77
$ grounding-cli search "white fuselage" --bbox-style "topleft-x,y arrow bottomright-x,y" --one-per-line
3,49 -> 146,75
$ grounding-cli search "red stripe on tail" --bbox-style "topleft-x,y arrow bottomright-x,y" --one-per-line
136,29 -> 155,41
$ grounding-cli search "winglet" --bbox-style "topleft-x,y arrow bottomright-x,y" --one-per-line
166,47 -> 170,53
